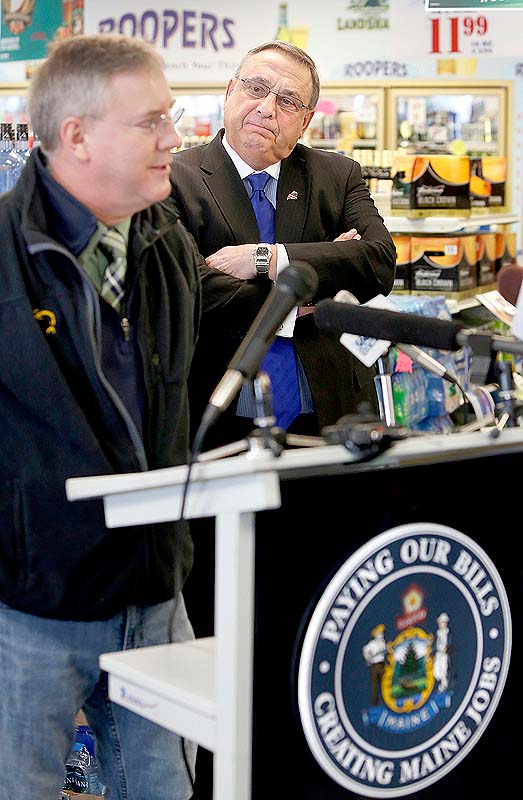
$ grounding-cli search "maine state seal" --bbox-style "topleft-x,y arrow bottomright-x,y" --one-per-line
297,522 -> 511,797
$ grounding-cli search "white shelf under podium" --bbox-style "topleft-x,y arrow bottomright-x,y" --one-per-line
65,428 -> 523,800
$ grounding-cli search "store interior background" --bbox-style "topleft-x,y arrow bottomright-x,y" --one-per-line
1,4 -> 522,797
1,0 -> 522,251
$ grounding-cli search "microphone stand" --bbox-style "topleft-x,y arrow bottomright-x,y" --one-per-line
196,373 -> 324,463
249,372 -> 286,457
495,359 -> 522,428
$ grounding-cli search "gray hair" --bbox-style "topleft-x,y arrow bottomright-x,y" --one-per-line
28,34 -> 165,155
235,41 -> 320,110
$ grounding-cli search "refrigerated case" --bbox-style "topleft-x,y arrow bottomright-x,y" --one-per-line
173,80 -> 511,169
386,80 -> 511,157
170,83 -> 387,154
303,84 -> 385,152
0,79 -> 511,160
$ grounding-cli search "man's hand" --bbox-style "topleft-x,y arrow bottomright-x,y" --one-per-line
334,228 -> 361,242
206,244 -> 276,280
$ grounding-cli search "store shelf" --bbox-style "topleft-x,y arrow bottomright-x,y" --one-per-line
384,212 -> 519,235
309,138 -> 377,150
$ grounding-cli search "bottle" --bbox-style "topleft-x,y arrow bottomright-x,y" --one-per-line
14,123 -> 31,166
63,725 -> 105,795
8,124 -> 26,184
0,123 -> 23,194
274,2 -> 291,42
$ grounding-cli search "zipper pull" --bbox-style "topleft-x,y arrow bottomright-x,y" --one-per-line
121,317 -> 130,342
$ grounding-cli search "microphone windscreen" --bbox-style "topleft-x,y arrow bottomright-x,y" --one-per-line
314,300 -> 465,352
279,259 -> 319,305
497,263 -> 523,306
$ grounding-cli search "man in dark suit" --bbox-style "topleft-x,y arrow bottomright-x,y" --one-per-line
170,40 -> 396,451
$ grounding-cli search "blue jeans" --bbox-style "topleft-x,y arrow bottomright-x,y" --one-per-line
0,593 -> 196,799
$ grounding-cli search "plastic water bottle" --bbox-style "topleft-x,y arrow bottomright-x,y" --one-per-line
63,725 -> 105,795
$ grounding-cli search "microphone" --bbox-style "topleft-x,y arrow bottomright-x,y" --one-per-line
198,260 -> 318,437
497,263 -> 523,306
333,291 -> 459,384
315,300 -> 523,357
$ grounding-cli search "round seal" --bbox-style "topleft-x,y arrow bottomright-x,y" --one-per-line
297,522 -> 511,797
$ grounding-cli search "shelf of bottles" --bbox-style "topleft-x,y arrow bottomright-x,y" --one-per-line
0,122 -> 32,194
387,85 -> 509,158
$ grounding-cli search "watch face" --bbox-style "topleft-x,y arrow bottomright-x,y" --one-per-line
254,244 -> 271,274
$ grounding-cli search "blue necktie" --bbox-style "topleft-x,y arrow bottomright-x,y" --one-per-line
247,172 -> 301,430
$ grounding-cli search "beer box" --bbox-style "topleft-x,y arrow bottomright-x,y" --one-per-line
469,156 -> 507,212
392,235 -> 411,292
476,232 -> 497,286
411,235 -> 477,293
391,153 -> 470,217
495,231 -> 517,273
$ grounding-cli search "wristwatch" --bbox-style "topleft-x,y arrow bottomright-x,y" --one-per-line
252,243 -> 272,276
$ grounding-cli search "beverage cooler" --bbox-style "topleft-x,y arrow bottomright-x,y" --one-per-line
386,80 -> 510,158
0,78 -> 511,158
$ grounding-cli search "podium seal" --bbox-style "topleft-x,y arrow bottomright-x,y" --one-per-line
297,522 -> 511,797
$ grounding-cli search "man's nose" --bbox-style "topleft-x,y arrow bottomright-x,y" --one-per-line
257,90 -> 277,115
162,127 -> 183,149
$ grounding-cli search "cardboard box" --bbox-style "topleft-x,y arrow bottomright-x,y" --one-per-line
476,232 -> 497,286
470,156 -> 507,212
391,153 -> 470,216
411,235 -> 477,293
392,235 -> 411,292
495,231 -> 517,273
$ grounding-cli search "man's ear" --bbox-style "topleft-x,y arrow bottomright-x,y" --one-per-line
224,78 -> 235,103
59,116 -> 91,161
301,109 -> 315,137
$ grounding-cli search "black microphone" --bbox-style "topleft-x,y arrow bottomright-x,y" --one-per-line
314,299 -> 523,356
198,260 -> 318,437
334,290 -> 459,384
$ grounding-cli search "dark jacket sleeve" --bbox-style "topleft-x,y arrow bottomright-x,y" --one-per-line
281,150 -> 396,304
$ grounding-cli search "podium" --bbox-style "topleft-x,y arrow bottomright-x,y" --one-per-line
66,428 -> 521,800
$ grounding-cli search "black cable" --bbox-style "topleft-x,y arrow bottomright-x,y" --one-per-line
179,422 -> 208,523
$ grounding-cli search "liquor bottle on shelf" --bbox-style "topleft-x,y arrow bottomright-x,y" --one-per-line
0,123 -> 24,194
14,123 -> 31,166
274,2 -> 291,42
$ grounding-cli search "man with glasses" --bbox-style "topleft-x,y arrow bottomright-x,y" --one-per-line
170,40 -> 396,450
0,34 -> 203,798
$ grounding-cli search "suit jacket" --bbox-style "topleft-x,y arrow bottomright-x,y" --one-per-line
170,131 -> 396,449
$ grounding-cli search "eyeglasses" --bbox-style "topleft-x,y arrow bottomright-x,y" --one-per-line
239,77 -> 311,114
86,104 -> 185,134
139,104 -> 185,132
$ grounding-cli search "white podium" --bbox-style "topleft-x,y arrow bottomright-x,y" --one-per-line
65,428 -> 523,800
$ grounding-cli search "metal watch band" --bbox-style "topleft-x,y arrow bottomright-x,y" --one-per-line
253,243 -> 271,276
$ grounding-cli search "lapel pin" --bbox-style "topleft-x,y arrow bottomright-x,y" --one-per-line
286,190 -> 298,201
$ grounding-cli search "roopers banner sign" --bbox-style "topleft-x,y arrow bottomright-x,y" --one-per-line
84,0 -> 523,82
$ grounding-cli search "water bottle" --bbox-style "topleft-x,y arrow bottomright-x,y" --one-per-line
0,122 -> 20,194
63,725 -> 105,795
